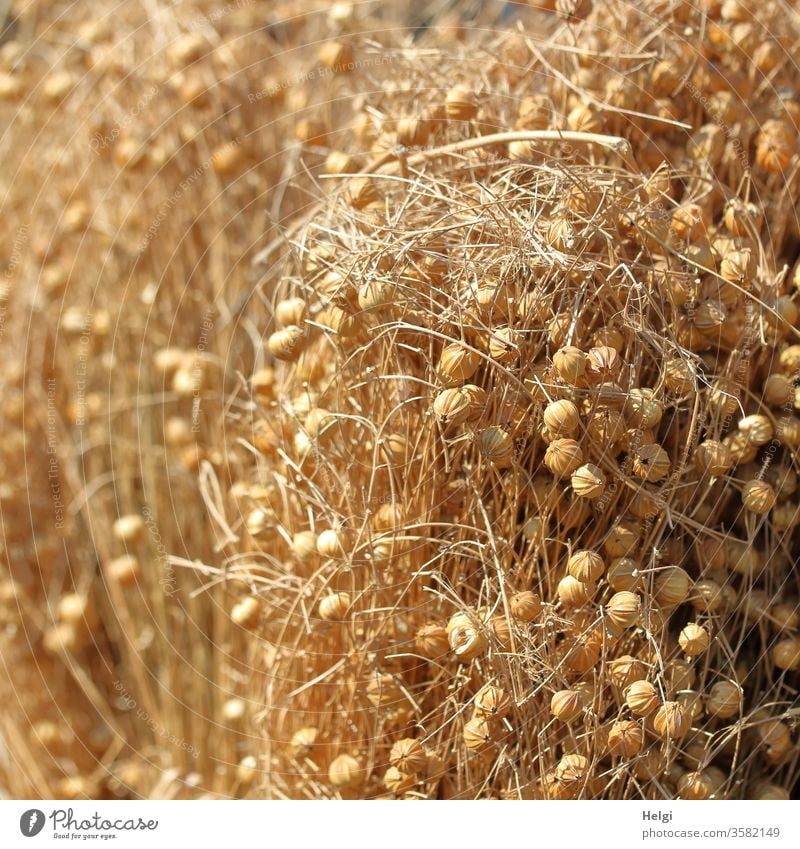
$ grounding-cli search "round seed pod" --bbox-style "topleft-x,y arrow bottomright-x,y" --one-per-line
222,698 -> 247,723
564,629 -> 602,673
724,431 -> 758,464
389,738 -> 427,775
380,433 -> 410,466
106,554 -> 140,587
474,684 -> 512,719
478,426 -> 514,467
571,463 -> 605,499
396,116 -> 430,147
606,591 -> 641,629
679,623 -> 709,656
447,613 -> 488,661
752,781 -> 790,801
236,755 -> 258,785
757,720 -> 792,764
445,84 -> 478,121
553,346 -> 587,384
663,358 -> 696,394
544,438 -> 584,477
433,387 -> 472,426
268,325 -> 306,361
328,754 -> 363,789
664,658 -> 696,692
366,673 -> 404,708
113,514 -> 144,543
741,480 -> 775,514
551,689 -> 583,722
231,597 -> 261,629
291,531 -> 318,564
586,409 -> 626,449
415,623 -> 450,659
764,373 -> 793,406
463,715 -> 494,752
608,720 -> 644,758
567,549 -> 605,583
383,766 -> 415,795
586,346 -> 621,383
510,591 -> 541,622
558,575 -> 594,607
603,520 -> 640,558
607,655 -> 647,690
318,592 -> 351,621
693,440 -> 733,476
624,389 -> 663,428
678,770 -> 718,800
625,680 -> 660,716
488,327 -> 520,364
771,602 -> 800,632
275,297 -> 307,328
290,726 -> 318,759
633,443 -> 670,481
707,681 -> 742,719
437,343 -> 480,385
655,566 -> 691,606
772,637 -> 800,671
317,528 -> 352,559
490,614 -> 512,648
607,557 -> 642,592
690,579 -> 726,613
543,399 -> 580,435
738,414 -> 773,445
653,701 -> 691,740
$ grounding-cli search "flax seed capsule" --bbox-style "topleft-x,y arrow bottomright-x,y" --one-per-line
608,720 -> 644,758
772,637 -> 800,671
571,463 -> 605,499
415,623 -> 450,659
478,426 -> 514,468
463,715 -> 494,752
567,550 -> 605,583
552,346 -> 587,384
389,738 -> 427,775
694,440 -> 733,476
607,557 -> 642,592
231,596 -> 261,629
607,655 -> 647,690
543,399 -> 580,435
436,342 -> 480,386
606,592 -> 641,629
328,754 -> 364,789
551,689 -> 583,722
633,443 -> 670,481
653,701 -> 691,740
447,613 -> 488,661
705,681 -> 741,719
545,438 -> 584,477
742,480 -> 775,514
557,575 -> 594,607
510,591 -> 541,622
625,680 -> 660,715
679,623 -> 709,656
318,592 -> 351,621
654,566 -> 691,606
474,684 -> 512,719
268,325 -> 306,361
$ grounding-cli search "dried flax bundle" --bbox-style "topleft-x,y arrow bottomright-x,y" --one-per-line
227,0 -> 800,799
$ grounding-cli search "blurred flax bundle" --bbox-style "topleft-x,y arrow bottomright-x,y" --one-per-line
1,0 -> 800,801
